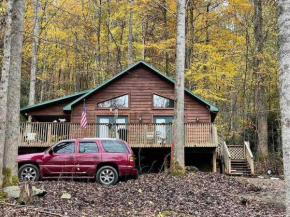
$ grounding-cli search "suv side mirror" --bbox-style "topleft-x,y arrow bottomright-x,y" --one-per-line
48,148 -> 53,155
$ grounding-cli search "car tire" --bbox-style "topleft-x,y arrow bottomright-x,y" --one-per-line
18,164 -> 40,182
96,166 -> 118,185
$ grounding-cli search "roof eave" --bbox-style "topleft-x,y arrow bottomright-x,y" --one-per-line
20,89 -> 91,113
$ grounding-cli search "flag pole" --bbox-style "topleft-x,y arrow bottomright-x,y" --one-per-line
84,99 -> 87,138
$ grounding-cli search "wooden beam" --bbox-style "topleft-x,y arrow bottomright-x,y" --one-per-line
213,149 -> 217,172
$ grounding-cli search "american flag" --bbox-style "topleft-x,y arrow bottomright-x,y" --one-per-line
81,101 -> 87,128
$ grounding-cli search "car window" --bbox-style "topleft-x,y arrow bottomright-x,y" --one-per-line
79,142 -> 99,153
101,140 -> 129,153
53,142 -> 75,154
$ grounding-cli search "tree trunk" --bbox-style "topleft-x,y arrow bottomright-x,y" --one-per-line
128,0 -> 133,65
28,0 -> 41,105
277,1 -> 290,215
94,0 -> 102,84
253,0 -> 268,156
162,0 -> 169,73
4,0 -> 25,177
0,0 -> 13,187
172,0 -> 186,176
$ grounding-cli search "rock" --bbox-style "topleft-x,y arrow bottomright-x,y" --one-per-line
258,176 -> 264,179
61,193 -> 71,199
270,177 -> 280,180
32,186 -> 46,196
3,186 -> 20,199
3,186 -> 46,199
185,166 -> 199,172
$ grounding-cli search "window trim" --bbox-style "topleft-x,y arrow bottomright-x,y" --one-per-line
95,93 -> 130,110
151,93 -> 175,110
78,141 -> 99,153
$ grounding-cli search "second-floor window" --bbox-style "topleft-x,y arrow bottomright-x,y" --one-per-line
153,94 -> 174,108
97,94 -> 129,108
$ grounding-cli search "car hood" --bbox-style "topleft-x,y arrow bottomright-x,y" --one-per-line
18,152 -> 45,162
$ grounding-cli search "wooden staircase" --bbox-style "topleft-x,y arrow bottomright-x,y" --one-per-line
230,160 -> 252,176
218,141 -> 254,176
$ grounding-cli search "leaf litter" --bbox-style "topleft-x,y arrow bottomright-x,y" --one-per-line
0,172 -> 285,216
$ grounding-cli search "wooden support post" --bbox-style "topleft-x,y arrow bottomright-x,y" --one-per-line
221,161 -> 225,174
213,149 -> 217,172
164,154 -> 169,173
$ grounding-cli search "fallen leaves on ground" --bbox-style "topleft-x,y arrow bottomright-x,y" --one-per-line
0,172 -> 285,217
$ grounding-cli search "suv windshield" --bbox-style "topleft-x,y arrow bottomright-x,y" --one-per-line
101,140 -> 129,153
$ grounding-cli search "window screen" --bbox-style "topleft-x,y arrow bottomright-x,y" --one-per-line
53,142 -> 75,154
79,142 -> 99,153
101,140 -> 129,153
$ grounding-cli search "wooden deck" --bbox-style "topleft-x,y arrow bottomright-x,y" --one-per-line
19,122 -> 218,148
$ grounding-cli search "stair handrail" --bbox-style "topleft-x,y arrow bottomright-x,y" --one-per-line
222,141 -> 231,174
244,141 -> 254,175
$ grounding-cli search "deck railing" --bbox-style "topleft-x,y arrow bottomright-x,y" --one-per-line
19,122 -> 218,148
244,141 -> 254,174
221,142 -> 231,174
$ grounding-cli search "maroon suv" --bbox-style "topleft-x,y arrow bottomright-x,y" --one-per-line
18,138 -> 138,185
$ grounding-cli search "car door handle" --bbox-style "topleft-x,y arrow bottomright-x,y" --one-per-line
69,156 -> 75,159
93,156 -> 99,159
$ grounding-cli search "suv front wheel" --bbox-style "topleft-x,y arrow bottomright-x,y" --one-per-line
96,166 -> 118,185
18,164 -> 40,181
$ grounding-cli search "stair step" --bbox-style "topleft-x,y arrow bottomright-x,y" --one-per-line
230,172 -> 251,176
231,169 -> 251,172
232,171 -> 251,173
231,161 -> 247,164
231,159 -> 247,162
231,165 -> 250,168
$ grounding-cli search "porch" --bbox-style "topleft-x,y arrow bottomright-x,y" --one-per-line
19,122 -> 218,148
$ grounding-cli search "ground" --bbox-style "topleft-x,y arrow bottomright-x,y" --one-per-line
0,172 -> 286,217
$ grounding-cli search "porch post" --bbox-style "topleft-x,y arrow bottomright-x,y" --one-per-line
213,149 -> 217,172
164,154 -> 169,172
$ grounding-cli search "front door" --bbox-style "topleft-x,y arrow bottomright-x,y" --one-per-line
97,116 -> 128,140
153,116 -> 173,144
42,141 -> 76,177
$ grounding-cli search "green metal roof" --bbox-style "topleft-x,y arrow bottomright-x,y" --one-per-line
63,60 -> 219,114
20,89 -> 91,112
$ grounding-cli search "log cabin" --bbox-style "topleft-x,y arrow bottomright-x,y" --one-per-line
20,61 -> 221,172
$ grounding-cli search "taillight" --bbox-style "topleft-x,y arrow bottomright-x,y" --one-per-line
129,156 -> 134,166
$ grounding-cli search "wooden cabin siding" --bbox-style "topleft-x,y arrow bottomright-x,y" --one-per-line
71,65 -> 211,123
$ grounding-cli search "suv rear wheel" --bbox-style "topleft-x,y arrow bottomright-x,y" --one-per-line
96,166 -> 118,185
18,164 -> 40,181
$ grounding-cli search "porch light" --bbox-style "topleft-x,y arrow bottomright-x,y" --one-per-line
196,117 -> 200,122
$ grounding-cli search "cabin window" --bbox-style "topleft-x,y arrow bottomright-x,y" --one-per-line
153,94 -> 174,108
97,94 -> 129,108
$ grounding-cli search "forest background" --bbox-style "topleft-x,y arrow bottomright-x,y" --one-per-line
0,0 -> 280,159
